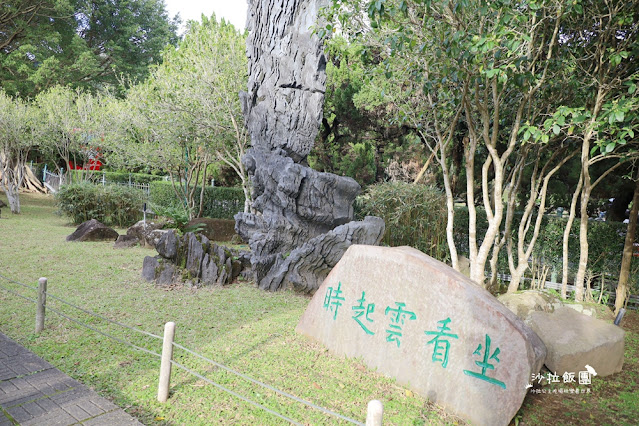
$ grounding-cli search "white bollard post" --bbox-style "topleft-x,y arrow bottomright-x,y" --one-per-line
35,277 -> 47,334
366,400 -> 383,426
158,322 -> 176,402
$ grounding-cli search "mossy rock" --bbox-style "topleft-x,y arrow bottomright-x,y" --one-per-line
186,218 -> 238,242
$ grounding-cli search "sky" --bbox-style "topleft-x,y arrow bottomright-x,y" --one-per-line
163,0 -> 248,33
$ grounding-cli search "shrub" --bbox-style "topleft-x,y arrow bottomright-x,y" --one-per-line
356,182 -> 448,261
149,181 -> 245,220
56,183 -> 145,227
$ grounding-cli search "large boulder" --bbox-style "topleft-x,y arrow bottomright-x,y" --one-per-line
498,290 -> 562,325
530,307 -> 625,377
66,219 -> 118,242
234,0 -> 385,293
297,245 -> 547,426
498,290 -> 616,324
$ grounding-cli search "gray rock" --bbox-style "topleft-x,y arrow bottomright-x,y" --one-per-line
530,307 -> 625,377
156,230 -> 180,260
156,260 -> 179,285
142,255 -> 180,285
185,233 -> 210,278
147,229 -> 171,249
66,219 -> 119,242
142,231 -> 244,287
297,245 -> 547,426
142,256 -> 160,281
256,216 -> 385,293
234,0 -> 384,293
126,220 -> 165,246
241,0 -> 329,162
499,290 -> 617,324
201,253 -> 219,285
114,234 -> 139,249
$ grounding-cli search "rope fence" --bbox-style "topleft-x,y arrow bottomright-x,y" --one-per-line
0,272 -> 380,425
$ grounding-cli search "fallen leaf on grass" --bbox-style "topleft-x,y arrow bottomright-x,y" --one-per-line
312,382 -> 322,390
405,390 -> 414,397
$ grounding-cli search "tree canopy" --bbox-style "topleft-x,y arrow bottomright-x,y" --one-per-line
322,0 -> 638,295
0,0 -> 179,98
112,15 -> 250,217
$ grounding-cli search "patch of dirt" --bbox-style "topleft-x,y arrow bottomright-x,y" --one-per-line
514,309 -> 639,425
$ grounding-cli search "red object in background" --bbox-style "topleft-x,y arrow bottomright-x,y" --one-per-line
69,146 -> 103,170
68,159 -> 102,170
633,243 -> 639,257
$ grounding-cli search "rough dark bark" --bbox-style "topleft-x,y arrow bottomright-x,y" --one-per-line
235,0 -> 385,293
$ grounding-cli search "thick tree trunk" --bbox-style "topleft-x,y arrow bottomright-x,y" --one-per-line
616,171 -> 639,314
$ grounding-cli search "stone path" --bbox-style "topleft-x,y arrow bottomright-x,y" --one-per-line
0,332 -> 142,425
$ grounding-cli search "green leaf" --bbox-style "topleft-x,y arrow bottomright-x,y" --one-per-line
615,110 -> 625,122
552,124 -> 560,135
556,115 -> 566,126
605,143 -> 615,153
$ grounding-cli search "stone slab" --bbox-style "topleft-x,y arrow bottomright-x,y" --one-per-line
296,245 -> 547,426
530,307 -> 625,377
0,332 -> 142,425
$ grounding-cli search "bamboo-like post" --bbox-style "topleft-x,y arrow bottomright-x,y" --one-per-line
158,322 -> 176,402
35,277 -> 47,333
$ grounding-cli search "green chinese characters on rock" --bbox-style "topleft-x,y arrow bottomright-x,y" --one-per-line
352,291 -> 375,335
323,282 -> 345,320
463,334 -> 507,389
425,317 -> 459,368
384,302 -> 417,347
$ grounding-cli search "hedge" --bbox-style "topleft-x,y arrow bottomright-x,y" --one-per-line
149,180 -> 245,220
453,206 -> 628,280
56,183 -> 145,227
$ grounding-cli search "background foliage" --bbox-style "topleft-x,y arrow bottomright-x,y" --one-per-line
356,182 -> 448,260
149,181 -> 244,220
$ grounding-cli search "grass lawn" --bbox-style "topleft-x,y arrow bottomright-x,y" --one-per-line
0,193 -> 637,425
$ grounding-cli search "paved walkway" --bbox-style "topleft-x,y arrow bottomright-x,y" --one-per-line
0,332 -> 142,425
